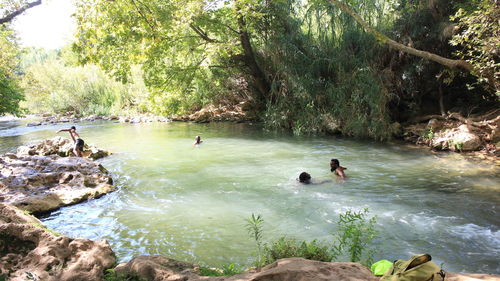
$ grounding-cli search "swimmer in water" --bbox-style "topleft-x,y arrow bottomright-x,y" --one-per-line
330,158 -> 347,179
193,135 -> 203,146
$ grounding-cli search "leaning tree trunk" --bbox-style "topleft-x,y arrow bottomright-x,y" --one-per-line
327,0 -> 475,73
237,15 -> 271,102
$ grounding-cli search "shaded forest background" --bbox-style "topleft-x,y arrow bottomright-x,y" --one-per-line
0,0 -> 498,140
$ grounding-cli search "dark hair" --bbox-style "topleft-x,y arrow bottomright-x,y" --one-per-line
330,159 -> 340,172
299,172 -> 311,183
70,126 -> 76,130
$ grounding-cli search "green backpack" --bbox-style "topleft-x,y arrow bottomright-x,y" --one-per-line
380,254 -> 445,281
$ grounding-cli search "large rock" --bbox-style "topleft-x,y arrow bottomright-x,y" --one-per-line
16,137 -> 111,160
445,273 -> 500,280
114,256 -> 379,281
0,203 -> 42,225
0,204 -> 115,281
432,125 -> 483,151
0,153 -> 114,214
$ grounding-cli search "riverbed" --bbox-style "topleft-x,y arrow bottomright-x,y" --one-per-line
0,119 -> 498,273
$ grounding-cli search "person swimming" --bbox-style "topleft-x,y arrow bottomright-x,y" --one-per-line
297,172 -> 331,185
298,172 -> 312,184
330,159 -> 347,179
193,135 -> 203,146
57,126 -> 84,157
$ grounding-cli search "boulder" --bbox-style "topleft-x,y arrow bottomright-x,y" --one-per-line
0,207 -> 115,281
432,125 -> 482,151
445,272 -> 500,281
16,137 -> 111,160
0,154 -> 114,214
0,203 -> 42,225
114,257 -> 379,281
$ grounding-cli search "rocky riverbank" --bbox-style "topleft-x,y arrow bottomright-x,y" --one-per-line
402,110 -> 499,156
1,138 -> 114,214
26,113 -> 171,127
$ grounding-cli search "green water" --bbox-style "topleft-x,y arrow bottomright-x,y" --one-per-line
0,119 -> 499,273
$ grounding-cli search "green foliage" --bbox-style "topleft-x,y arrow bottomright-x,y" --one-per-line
20,48 -> 150,116
332,208 -> 378,265
262,237 -> 334,265
245,213 -> 264,265
448,140 -> 463,152
450,0 -> 499,96
246,209 -> 378,267
0,26 -> 24,116
423,128 -> 434,140
0,274 -> 5,281
199,264 -> 243,276
103,269 -> 146,281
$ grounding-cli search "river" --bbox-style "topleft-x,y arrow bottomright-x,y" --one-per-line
0,119 -> 499,273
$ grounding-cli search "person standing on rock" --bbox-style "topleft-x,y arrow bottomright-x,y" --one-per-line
57,126 -> 84,157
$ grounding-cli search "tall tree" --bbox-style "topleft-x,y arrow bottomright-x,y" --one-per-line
73,0 -> 271,113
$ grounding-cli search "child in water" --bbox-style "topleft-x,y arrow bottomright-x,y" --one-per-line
193,135 -> 203,146
330,159 -> 347,179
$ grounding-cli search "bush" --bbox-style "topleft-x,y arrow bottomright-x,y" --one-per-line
20,48 -> 151,116
246,209 -> 378,267
262,237 -> 334,264
331,208 -> 378,265
199,264 -> 243,276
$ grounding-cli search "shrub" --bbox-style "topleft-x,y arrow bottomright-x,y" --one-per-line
262,237 -> 334,264
331,208 -> 378,265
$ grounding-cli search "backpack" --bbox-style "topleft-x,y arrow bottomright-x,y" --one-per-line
380,254 -> 445,281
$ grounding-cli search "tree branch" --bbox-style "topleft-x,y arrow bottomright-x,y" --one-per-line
326,0 -> 475,73
0,0 -> 42,24
189,23 -> 221,43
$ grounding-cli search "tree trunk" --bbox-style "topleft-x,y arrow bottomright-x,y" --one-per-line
0,0 -> 42,24
327,0 -> 474,73
237,15 -> 271,101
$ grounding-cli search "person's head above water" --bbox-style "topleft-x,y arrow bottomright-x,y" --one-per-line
70,126 -> 76,130
195,135 -> 202,144
299,172 -> 311,184
330,159 -> 340,171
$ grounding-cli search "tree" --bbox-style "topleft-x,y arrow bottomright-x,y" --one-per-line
325,0 -> 474,72
73,0 -> 271,114
450,0 -> 499,95
0,27 -> 24,115
0,0 -> 42,24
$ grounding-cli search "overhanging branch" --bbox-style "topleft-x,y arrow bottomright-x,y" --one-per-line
327,0 -> 474,73
0,0 -> 42,24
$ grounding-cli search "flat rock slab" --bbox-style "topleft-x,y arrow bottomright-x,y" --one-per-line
16,136 -> 111,160
0,153 -> 114,214
0,204 -> 116,281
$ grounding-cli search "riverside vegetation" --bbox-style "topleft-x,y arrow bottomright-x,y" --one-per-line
0,0 -> 498,141
102,209 -> 378,280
